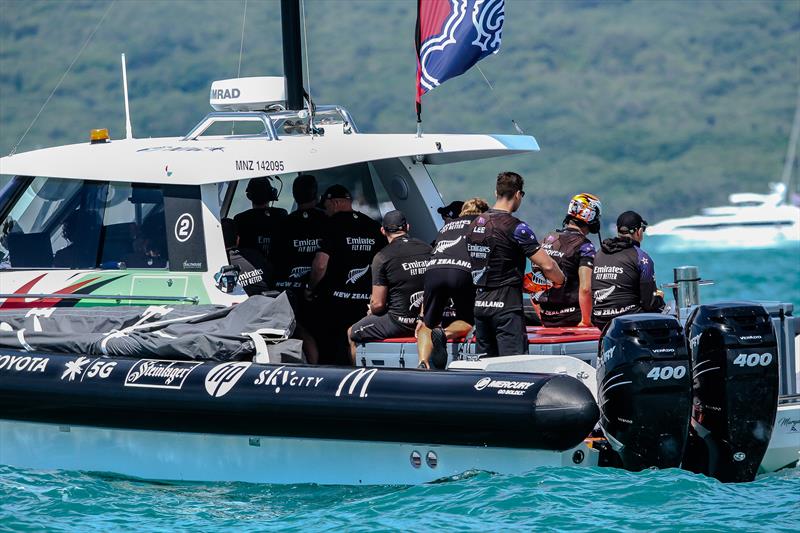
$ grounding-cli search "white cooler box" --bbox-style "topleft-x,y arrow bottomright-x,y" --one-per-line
356,327 -> 602,369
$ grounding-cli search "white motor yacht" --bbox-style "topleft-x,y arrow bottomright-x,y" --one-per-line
648,182 -> 800,250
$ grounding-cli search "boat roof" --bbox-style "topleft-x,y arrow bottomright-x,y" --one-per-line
0,132 -> 539,185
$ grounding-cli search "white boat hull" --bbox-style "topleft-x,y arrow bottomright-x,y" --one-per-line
0,419 -> 595,485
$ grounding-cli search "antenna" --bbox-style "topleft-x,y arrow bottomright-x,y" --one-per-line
121,53 -> 133,139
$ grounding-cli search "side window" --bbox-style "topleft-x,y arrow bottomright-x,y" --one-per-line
1,177 -> 106,269
100,183 -> 167,269
0,177 -> 168,270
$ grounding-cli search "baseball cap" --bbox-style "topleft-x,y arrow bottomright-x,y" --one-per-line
437,201 -> 464,220
382,210 -> 408,232
616,211 -> 648,234
322,184 -> 351,200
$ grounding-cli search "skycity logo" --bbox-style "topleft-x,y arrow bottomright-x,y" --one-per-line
205,361 -> 252,398
253,366 -> 324,393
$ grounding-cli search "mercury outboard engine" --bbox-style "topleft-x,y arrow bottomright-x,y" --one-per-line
682,302 -> 779,482
597,314 -> 692,471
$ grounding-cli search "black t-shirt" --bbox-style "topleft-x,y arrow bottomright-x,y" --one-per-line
372,236 -> 432,319
228,247 -> 271,296
467,208 -> 541,289
427,215 -> 477,273
319,210 -> 384,301
591,237 -> 665,326
272,207 -> 327,290
233,207 -> 288,259
537,227 -> 596,310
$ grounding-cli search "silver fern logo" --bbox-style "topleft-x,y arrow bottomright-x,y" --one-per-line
289,266 -> 312,279
409,291 -> 424,309
433,236 -> 462,254
594,286 -> 615,302
346,265 -> 370,284
471,266 -> 487,285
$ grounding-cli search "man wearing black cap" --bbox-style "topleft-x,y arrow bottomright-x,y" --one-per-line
467,172 -> 566,357
437,200 -> 465,223
591,210 -> 665,330
347,210 -> 432,364
233,176 -> 288,269
306,184 -> 384,365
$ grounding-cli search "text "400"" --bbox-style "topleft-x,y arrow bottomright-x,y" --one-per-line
646,366 -> 687,380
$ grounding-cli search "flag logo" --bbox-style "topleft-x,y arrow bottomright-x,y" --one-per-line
416,0 -> 505,99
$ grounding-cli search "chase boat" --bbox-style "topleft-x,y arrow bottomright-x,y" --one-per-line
0,1 -> 798,485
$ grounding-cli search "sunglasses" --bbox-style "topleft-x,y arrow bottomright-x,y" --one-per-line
518,190 -> 526,198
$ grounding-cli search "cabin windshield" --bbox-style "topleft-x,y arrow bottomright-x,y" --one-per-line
224,162 -> 394,221
0,176 -> 168,270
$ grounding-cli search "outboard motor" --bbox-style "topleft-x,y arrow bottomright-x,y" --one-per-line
682,302 -> 779,482
597,314 -> 692,471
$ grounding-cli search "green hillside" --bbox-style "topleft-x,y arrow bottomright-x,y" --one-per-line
1,0 -> 798,230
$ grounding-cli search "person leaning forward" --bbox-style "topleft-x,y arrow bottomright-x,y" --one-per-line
347,210 -> 431,364
467,172 -> 565,357
416,197 -> 489,369
306,184 -> 384,365
591,210 -> 665,331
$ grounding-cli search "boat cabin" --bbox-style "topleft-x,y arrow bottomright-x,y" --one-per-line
0,76 -> 538,307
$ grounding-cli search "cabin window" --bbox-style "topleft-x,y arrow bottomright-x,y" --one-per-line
100,183 -> 168,268
0,177 -> 168,270
225,163 -> 392,222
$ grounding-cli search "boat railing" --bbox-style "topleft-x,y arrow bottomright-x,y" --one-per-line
0,293 -> 199,304
182,111 -> 279,141
182,106 -> 359,142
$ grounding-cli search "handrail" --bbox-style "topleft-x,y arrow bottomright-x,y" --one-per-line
0,293 -> 200,304
182,112 -> 279,141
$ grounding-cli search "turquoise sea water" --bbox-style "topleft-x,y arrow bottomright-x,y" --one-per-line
1,247 -> 799,532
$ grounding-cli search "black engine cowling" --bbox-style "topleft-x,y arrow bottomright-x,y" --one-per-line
596,314 -> 692,471
682,302 -> 779,482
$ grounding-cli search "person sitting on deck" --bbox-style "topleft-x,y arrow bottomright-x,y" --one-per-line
347,210 -> 431,365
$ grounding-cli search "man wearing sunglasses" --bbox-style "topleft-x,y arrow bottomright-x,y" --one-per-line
591,210 -> 665,330
467,172 -> 565,357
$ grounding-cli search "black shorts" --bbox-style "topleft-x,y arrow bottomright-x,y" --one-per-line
474,286 -> 527,357
539,305 -> 582,327
422,268 -> 475,329
349,313 -> 416,344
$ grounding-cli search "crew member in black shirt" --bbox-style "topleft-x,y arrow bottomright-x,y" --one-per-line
221,218 -> 271,296
271,174 -> 326,364
416,197 -> 489,369
233,176 -> 287,269
535,193 -> 601,327
591,211 -> 665,330
306,184 -> 384,365
467,172 -> 565,357
273,174 -> 327,292
348,210 -> 432,364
